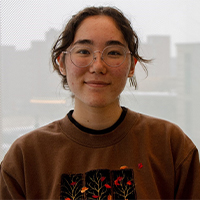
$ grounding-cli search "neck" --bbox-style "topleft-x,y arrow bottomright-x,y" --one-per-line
72,100 -> 123,130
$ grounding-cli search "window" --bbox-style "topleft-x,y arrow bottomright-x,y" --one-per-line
1,0 -> 200,160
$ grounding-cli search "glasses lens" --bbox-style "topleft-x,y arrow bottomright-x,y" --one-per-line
103,46 -> 126,67
69,45 -> 127,67
70,46 -> 93,67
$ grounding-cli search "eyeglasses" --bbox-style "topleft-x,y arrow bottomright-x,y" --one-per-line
62,45 -> 132,68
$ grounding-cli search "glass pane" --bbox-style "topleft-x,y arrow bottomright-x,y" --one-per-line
1,0 -> 200,161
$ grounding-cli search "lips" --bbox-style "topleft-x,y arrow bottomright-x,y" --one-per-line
84,80 -> 110,87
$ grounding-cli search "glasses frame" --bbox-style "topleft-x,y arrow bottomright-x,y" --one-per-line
62,45 -> 132,68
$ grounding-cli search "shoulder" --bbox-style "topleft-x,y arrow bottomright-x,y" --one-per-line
127,108 -> 182,132
127,108 -> 197,166
1,117 -> 68,168
127,108 -> 189,138
12,118 -> 65,146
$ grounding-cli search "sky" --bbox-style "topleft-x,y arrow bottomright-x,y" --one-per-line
1,0 -> 200,55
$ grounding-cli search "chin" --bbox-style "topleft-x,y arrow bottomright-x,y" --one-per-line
87,102 -> 109,108
85,98 -> 118,108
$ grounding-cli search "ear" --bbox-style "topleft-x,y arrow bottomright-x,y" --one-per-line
57,53 -> 66,76
128,58 -> 137,77
128,66 -> 135,77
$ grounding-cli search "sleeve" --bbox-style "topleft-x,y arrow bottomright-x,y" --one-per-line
0,162 -> 25,199
0,138 -> 27,200
174,147 -> 200,199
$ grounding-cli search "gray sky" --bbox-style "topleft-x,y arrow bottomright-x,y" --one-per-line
1,0 -> 200,55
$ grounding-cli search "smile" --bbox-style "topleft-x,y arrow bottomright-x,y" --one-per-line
84,81 -> 110,87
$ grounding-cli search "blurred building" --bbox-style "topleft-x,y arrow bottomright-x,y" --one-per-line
176,43 -> 200,142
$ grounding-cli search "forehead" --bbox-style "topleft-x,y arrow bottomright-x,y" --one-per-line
73,15 -> 126,46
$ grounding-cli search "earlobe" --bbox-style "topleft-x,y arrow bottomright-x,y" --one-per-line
59,64 -> 66,76
128,57 -> 137,77
128,63 -> 135,78
59,66 -> 66,76
128,68 -> 135,77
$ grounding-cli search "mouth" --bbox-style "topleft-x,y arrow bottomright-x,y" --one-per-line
84,80 -> 110,88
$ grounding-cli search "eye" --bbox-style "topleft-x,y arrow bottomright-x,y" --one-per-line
105,46 -> 124,58
108,50 -> 122,56
72,46 -> 92,57
77,49 -> 91,55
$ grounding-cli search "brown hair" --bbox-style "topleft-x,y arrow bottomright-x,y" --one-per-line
51,6 -> 149,89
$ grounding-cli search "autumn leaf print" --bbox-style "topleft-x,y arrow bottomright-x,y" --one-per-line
138,163 -> 143,169
81,187 -> 88,193
127,180 -> 132,185
85,169 -> 111,199
60,174 -> 83,200
100,177 -> 106,182
104,184 -> 112,189
107,194 -> 112,200
112,169 -> 136,200
92,195 -> 99,198
70,182 -> 76,186
120,165 -> 128,170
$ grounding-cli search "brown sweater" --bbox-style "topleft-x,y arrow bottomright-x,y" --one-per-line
0,108 -> 200,199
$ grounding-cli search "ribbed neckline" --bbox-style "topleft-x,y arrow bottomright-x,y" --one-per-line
59,108 -> 138,148
67,107 -> 127,135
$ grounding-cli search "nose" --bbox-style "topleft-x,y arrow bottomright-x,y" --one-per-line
89,51 -> 107,74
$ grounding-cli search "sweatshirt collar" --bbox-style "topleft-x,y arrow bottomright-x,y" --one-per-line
59,108 -> 138,148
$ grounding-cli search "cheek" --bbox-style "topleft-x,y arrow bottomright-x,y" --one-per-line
66,65 -> 86,88
111,69 -> 129,91
114,64 -> 131,79
66,70 -> 76,87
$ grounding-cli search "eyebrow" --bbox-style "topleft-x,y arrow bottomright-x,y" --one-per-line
73,39 -> 93,46
105,40 -> 126,47
73,39 -> 126,47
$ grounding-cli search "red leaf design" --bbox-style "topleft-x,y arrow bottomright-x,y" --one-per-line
104,184 -> 111,189
114,180 -> 120,186
138,163 -> 143,169
127,180 -> 132,185
92,195 -> 99,198
70,181 -> 76,185
117,176 -> 123,182
120,165 -> 128,169
101,176 -> 106,182
114,176 -> 123,186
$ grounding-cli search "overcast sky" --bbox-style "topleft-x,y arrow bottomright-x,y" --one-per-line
1,0 -> 200,55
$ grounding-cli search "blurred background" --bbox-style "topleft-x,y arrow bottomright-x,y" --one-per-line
1,0 -> 200,161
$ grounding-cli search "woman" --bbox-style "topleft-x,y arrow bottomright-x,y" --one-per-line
0,6 -> 200,200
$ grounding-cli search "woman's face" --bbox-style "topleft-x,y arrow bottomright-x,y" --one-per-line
59,15 -> 134,108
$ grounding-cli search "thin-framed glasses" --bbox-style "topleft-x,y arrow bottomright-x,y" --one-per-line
62,45 -> 132,68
